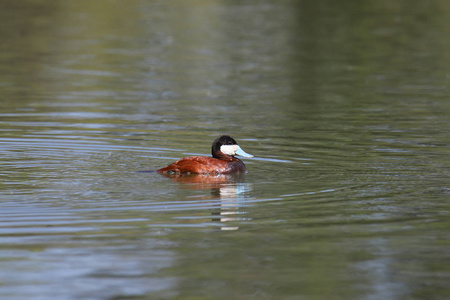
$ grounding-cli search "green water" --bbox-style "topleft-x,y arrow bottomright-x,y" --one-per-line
1,1 -> 450,299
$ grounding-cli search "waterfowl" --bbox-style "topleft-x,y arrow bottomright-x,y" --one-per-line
156,135 -> 253,174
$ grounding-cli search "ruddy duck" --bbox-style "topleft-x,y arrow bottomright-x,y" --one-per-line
156,135 -> 253,174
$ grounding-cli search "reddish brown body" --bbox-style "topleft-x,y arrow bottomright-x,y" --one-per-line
156,153 -> 246,174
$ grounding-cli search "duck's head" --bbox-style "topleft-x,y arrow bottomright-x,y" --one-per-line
211,135 -> 254,159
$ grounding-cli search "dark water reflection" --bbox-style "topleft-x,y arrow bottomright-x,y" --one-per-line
1,0 -> 450,299
155,173 -> 252,231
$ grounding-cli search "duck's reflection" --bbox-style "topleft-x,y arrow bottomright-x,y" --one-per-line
159,173 -> 251,230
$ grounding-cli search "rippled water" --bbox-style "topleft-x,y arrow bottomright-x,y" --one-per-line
1,1 -> 450,299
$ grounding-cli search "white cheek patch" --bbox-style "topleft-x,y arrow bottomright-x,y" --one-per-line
220,145 -> 238,155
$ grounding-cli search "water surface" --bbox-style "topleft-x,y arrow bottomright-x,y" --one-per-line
1,1 -> 450,299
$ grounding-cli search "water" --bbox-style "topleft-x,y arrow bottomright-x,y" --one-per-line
1,1 -> 450,299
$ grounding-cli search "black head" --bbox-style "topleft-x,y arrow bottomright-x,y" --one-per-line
211,135 -> 237,155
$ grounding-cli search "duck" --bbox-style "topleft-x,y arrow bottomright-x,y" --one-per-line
156,135 -> 253,174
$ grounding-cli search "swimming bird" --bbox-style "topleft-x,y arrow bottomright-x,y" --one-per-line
156,135 -> 253,174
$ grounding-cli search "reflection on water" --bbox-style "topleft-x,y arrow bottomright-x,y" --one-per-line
159,173 -> 252,231
1,0 -> 450,299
